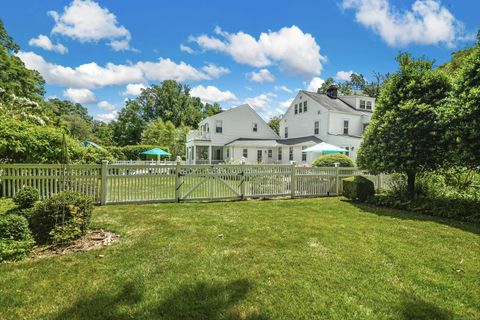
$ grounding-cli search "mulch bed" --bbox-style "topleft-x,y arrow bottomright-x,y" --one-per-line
31,229 -> 118,258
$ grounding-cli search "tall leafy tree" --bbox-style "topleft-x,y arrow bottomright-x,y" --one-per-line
443,32 -> 480,168
141,119 -> 189,157
357,53 -> 451,198
268,116 -> 281,135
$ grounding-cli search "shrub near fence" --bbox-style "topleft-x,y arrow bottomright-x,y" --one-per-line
0,162 -> 389,205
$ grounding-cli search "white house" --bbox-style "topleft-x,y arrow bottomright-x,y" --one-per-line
186,85 -> 374,164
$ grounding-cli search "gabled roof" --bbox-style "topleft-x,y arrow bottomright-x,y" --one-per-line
301,91 -> 370,115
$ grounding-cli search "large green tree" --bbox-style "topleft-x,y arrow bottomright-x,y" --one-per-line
357,53 -> 451,198
443,33 -> 480,168
267,116 -> 281,135
141,119 -> 189,157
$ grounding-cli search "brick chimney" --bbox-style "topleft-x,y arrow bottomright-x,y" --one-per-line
326,85 -> 338,98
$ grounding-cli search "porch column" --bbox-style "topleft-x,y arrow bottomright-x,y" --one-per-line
208,145 -> 212,164
193,145 -> 196,165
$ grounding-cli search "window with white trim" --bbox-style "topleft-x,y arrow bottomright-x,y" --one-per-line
294,105 -> 298,114
302,146 -> 307,161
343,120 -> 349,135
360,100 -> 366,109
314,121 -> 319,135
278,148 -> 282,160
366,101 -> 372,110
289,147 -> 293,161
252,123 -> 258,132
303,101 -> 307,112
284,127 -> 288,138
268,149 -> 272,158
215,120 -> 223,133
243,149 -> 248,158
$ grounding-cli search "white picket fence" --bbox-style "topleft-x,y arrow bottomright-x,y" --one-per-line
0,162 -> 389,205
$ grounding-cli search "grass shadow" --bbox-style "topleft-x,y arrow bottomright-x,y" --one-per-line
397,294 -> 459,320
344,199 -> 480,235
151,279 -> 266,320
51,279 -> 265,320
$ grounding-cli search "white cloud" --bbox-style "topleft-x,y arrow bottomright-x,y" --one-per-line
28,35 -> 68,54
180,44 -> 195,54
243,93 -> 276,114
63,88 -> 96,104
191,25 -> 325,76
49,0 -> 134,51
248,69 -> 275,83
335,70 -> 354,81
97,100 -> 116,111
341,0 -> 466,47
16,51 -> 224,89
277,98 -> 294,113
306,77 -> 325,92
95,110 -> 118,122
202,64 -> 230,78
274,85 -> 293,93
123,83 -> 146,96
190,85 -> 238,104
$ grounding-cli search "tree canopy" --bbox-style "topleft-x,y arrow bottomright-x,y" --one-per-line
357,53 -> 451,197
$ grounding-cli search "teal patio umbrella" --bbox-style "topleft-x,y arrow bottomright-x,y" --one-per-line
140,148 -> 171,161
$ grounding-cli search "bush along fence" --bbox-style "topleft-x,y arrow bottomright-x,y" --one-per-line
0,162 -> 390,205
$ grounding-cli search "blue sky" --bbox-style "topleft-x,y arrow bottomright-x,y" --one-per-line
2,0 -> 478,121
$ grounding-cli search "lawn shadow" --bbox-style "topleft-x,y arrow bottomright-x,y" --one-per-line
151,279 -> 267,320
344,200 -> 480,236
51,280 -> 144,320
51,279 -> 265,320
397,294 -> 459,320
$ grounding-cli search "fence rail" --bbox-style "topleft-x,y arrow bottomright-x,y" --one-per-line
0,162 -> 389,205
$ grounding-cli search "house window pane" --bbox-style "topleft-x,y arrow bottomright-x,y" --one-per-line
285,127 -> 288,138
289,147 -> 293,161
302,146 -> 307,161
253,123 -> 258,132
268,149 -> 272,158
314,121 -> 319,135
278,148 -> 282,160
366,101 -> 372,110
216,120 -> 223,133
343,120 -> 349,135
299,104 -> 302,113
226,148 -> 230,158
303,101 -> 307,112
360,100 -> 366,109
243,149 -> 248,158
294,105 -> 298,114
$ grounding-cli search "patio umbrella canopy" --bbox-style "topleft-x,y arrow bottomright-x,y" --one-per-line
140,148 -> 171,160
303,142 -> 347,154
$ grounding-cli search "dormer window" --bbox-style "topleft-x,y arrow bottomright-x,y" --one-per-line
252,123 -> 258,132
360,100 -> 366,109
366,101 -> 372,110
215,120 -> 223,133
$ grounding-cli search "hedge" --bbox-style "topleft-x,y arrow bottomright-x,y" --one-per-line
343,176 -> 375,202
312,153 -> 355,167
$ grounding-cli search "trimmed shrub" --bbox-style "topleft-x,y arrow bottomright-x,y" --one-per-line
13,186 -> 39,208
343,176 -> 375,202
30,191 -> 93,244
365,194 -> 480,224
312,153 -> 355,167
0,214 -> 35,262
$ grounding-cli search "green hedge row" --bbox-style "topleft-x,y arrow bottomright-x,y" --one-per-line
106,145 -> 170,161
342,176 -> 375,202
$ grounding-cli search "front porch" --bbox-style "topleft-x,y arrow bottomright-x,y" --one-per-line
186,145 -> 225,164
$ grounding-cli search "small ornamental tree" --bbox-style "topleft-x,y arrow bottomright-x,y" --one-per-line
357,53 -> 451,198
443,32 -> 480,168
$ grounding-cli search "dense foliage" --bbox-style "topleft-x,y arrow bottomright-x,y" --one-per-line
30,191 -> 93,244
357,53 -> 451,197
140,118 -> 189,158
0,214 -> 35,262
106,145 -> 170,161
267,116 -> 281,135
312,153 -> 355,167
13,186 -> 39,209
342,176 -> 375,202
316,73 -> 387,98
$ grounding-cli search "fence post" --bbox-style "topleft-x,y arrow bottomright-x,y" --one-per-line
334,163 -> 340,196
291,162 -> 296,198
240,160 -> 245,200
100,160 -> 108,206
175,161 -> 182,202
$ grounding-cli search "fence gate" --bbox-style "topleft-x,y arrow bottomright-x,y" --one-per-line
178,165 -> 243,201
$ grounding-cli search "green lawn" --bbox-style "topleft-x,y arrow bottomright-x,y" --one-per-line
1,198 -> 479,319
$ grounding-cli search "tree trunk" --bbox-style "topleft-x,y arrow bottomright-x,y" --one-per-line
406,170 -> 416,199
